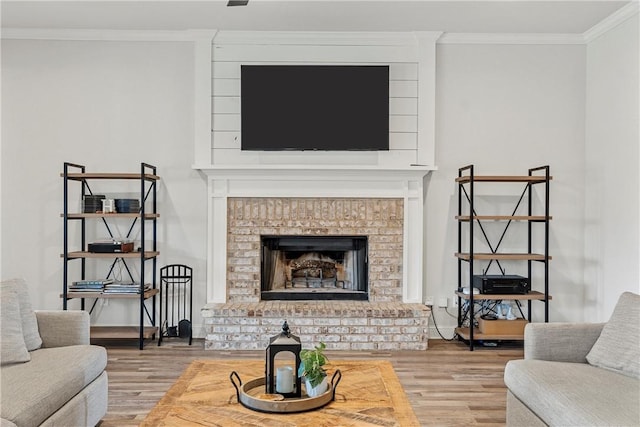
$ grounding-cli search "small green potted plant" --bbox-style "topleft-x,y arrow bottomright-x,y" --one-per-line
298,342 -> 329,397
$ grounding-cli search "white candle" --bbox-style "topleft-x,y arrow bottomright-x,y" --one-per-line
276,366 -> 294,393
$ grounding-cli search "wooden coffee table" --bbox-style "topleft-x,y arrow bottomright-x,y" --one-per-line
141,359 -> 419,426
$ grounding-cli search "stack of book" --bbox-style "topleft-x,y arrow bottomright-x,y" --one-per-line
103,282 -> 149,294
69,279 -> 113,292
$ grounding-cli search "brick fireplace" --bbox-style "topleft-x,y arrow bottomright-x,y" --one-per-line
260,234 -> 369,301
226,197 -> 403,302
199,167 -> 431,350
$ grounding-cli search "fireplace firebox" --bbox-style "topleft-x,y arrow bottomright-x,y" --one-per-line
261,235 -> 368,301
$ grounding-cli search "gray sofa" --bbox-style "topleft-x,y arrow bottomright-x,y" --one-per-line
504,291 -> 640,426
0,278 -> 108,427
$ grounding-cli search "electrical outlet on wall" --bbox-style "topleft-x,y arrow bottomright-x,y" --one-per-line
437,297 -> 448,308
425,296 -> 434,306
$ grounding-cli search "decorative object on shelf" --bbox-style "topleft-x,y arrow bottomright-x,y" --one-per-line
298,341 -> 329,397
101,198 -> 115,213
114,198 -> 140,213
265,320 -> 302,398
83,194 -> 105,213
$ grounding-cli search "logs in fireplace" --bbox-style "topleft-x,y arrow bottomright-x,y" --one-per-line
261,236 -> 368,301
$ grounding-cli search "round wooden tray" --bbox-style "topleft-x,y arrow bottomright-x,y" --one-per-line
230,370 -> 341,414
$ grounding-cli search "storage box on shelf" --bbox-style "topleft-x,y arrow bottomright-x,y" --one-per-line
61,162 -> 160,349
478,318 -> 528,336
455,165 -> 552,350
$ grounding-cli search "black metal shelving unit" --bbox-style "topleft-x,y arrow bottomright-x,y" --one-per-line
61,162 -> 160,349
455,165 -> 552,351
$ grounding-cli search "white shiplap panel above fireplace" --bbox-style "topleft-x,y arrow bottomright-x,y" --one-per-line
198,31 -> 441,170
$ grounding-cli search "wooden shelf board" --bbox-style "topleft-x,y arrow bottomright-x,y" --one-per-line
61,172 -> 160,181
63,288 -> 159,299
63,213 -> 159,219
456,175 -> 552,183
456,215 -> 551,221
455,327 -> 524,341
90,326 -> 158,340
455,252 -> 551,261
455,290 -> 551,301
64,251 -> 159,259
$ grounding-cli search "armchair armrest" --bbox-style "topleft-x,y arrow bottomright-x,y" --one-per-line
35,310 -> 90,347
1,417 -> 18,427
524,322 -> 605,362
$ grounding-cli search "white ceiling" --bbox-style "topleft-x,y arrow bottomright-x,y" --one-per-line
0,1 -> 632,34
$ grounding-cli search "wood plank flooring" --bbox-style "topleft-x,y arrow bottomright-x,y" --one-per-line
98,339 -> 523,426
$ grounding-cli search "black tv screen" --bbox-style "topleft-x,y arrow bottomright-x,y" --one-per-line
240,65 -> 389,151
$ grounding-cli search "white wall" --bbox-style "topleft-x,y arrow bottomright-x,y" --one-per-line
427,43 -> 588,336
2,22 -> 637,340
1,39 -> 209,334
585,14 -> 640,321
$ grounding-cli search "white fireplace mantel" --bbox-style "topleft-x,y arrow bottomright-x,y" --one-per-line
196,165 -> 434,304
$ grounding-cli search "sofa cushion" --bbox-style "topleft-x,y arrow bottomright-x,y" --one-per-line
0,345 -> 107,426
586,291 -> 640,379
1,279 -> 42,351
0,287 -> 30,365
505,359 -> 640,426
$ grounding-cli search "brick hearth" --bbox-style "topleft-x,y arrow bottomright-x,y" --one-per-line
202,301 -> 430,350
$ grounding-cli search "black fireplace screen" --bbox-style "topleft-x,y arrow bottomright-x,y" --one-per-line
260,235 -> 368,301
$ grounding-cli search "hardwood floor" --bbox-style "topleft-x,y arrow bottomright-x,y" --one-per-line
98,339 -> 523,426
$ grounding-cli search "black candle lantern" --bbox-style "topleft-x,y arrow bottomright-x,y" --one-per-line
265,320 -> 302,398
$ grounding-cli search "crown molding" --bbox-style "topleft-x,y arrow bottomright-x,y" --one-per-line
437,33 -> 585,45
0,28 -> 217,42
583,1 -> 640,43
214,30 -> 581,46
1,28 -> 440,46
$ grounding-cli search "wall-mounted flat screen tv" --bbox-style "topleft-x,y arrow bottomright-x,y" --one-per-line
240,65 -> 389,151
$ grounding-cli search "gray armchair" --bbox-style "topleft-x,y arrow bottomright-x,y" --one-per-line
504,292 -> 640,426
1,278 -> 108,427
